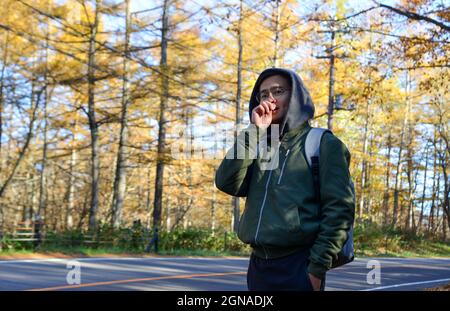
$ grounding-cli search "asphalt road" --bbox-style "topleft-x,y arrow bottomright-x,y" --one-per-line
0,257 -> 449,291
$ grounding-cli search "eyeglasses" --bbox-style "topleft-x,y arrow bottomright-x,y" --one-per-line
256,86 -> 290,103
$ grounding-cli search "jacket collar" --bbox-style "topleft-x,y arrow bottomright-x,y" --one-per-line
280,121 -> 311,142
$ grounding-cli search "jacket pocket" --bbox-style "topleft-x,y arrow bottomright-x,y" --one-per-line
277,149 -> 290,185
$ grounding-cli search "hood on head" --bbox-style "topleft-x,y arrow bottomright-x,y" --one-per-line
248,68 -> 315,137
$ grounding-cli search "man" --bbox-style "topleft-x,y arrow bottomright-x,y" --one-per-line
215,68 -> 355,291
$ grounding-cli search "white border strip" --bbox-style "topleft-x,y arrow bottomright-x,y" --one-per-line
361,278 -> 450,291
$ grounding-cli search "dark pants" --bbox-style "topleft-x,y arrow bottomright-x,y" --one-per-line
247,248 -> 326,291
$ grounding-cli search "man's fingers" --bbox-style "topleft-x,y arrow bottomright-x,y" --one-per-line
259,103 -> 267,115
262,101 -> 276,111
254,102 -> 275,117
254,104 -> 265,115
261,102 -> 271,114
254,105 -> 264,115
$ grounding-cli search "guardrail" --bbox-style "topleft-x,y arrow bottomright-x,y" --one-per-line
0,221 -> 43,249
0,223 -> 156,251
0,225 -> 244,254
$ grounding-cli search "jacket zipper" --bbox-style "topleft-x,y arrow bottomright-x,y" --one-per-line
277,149 -> 290,185
254,168 -> 273,259
254,141 -> 282,259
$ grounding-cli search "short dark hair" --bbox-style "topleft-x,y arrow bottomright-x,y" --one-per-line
259,73 -> 291,91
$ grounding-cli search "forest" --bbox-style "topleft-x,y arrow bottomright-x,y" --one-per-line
0,0 -> 448,252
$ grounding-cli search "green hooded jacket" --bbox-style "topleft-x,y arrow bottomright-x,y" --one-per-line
215,68 -> 355,279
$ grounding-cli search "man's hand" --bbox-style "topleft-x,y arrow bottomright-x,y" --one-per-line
308,273 -> 322,291
251,101 -> 276,130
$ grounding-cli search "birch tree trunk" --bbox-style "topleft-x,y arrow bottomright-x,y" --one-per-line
418,144 -> 430,233
393,71 -> 411,227
65,118 -> 78,230
111,0 -> 131,228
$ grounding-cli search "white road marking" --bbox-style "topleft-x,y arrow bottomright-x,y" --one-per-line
361,278 -> 450,291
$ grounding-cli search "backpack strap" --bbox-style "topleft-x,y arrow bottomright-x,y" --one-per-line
305,128 -> 332,202
305,128 -> 355,269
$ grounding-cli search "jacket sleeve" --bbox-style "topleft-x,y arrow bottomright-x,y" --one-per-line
307,133 -> 355,279
215,125 -> 265,197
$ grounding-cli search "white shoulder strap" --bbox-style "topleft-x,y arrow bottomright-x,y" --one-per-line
305,128 -> 329,167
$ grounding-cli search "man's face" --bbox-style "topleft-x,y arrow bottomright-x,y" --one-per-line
259,75 -> 291,124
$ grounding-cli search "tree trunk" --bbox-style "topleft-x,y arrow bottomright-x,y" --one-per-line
434,164 -> 441,236
410,169 -> 418,232
367,134 -> 376,219
437,119 -> 450,231
146,164 -> 152,229
48,167 -> 57,231
152,0 -> 170,231
211,177 -> 216,232
382,131 -> 392,227
440,152 -> 450,233
418,144 -> 430,233
442,199 -> 447,240
434,120 -> 450,236
78,194 -> 89,230
0,31 -> 9,174
24,152 -> 35,223
111,0 -> 131,229
272,0 -> 281,67
37,4 -> 51,222
0,85 -> 41,234
37,86 -> 49,220
181,108 -> 194,229
232,0 -> 244,234
87,0 -> 101,232
327,30 -> 336,131
429,127 -> 438,234
65,118 -> 78,230
359,99 -> 371,221
211,103 -> 220,232
0,88 -> 42,199
165,168 -> 171,231
393,71 -> 411,227
405,131 -> 414,231
393,159 -> 403,227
